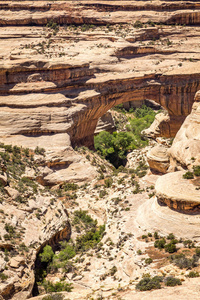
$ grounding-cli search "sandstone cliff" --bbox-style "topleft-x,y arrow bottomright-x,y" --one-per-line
1,0 -> 200,158
169,93 -> 200,169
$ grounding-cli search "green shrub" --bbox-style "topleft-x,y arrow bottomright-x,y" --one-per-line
110,266 -> 117,276
35,146 -> 45,155
43,280 -> 73,293
99,189 -> 107,198
73,210 -> 96,228
4,144 -> 12,153
142,235 -> 148,239
164,276 -> 182,287
0,272 -> 8,281
147,20 -> 155,27
170,253 -> 199,269
75,224 -> 105,252
4,234 -> 10,240
164,241 -> 177,253
154,231 -> 159,240
136,276 -> 162,291
183,171 -> 194,179
167,233 -> 175,240
40,245 -> 54,263
193,166 -> 200,176
57,243 -> 76,262
94,131 -> 134,168
183,239 -> 194,248
4,223 -> 15,235
133,20 -> 143,28
154,238 -> 166,250
19,243 -> 29,252
62,182 -> 78,191
187,271 -> 199,278
196,247 -> 200,256
104,177 -> 113,188
145,258 -> 153,265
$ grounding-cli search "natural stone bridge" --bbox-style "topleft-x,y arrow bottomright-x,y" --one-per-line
0,59 -> 200,149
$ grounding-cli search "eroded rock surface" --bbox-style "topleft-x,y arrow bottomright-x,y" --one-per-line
169,96 -> 200,169
1,2 -> 200,300
147,144 -> 170,174
1,0 -> 200,154
0,194 -> 70,300
155,171 -> 200,211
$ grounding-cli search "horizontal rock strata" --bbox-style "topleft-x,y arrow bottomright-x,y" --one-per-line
0,1 -> 200,184
0,1 -> 200,151
155,171 -> 200,211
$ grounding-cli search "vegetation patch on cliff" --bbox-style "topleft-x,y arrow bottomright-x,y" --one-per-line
35,210 -> 105,294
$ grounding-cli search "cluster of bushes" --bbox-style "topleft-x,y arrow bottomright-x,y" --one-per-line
62,182 -> 78,192
170,253 -> 199,269
152,232 -> 200,270
136,275 -> 162,291
154,233 -> 178,253
136,274 -> 181,291
0,143 -> 41,200
0,144 -> 26,178
187,271 -> 199,278
126,105 -> 157,148
64,24 -> 96,32
42,280 -> 73,293
55,182 -> 79,199
94,131 -> 134,168
131,159 -> 148,178
36,210 -> 105,291
94,105 -> 157,168
73,210 -> 105,252
18,177 -> 38,194
4,223 -> 17,240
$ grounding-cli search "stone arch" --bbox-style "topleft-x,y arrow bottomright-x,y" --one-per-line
68,73 -> 200,147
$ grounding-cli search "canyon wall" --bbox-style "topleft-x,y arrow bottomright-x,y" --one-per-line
1,0 -> 200,149
1,59 -> 200,148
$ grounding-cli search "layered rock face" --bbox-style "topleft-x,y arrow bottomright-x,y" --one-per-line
1,0 -> 200,153
169,93 -> 200,169
155,171 -> 200,211
154,91 -> 200,211
2,3 -> 200,300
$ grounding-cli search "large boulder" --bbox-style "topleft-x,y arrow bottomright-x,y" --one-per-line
147,144 -> 170,174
